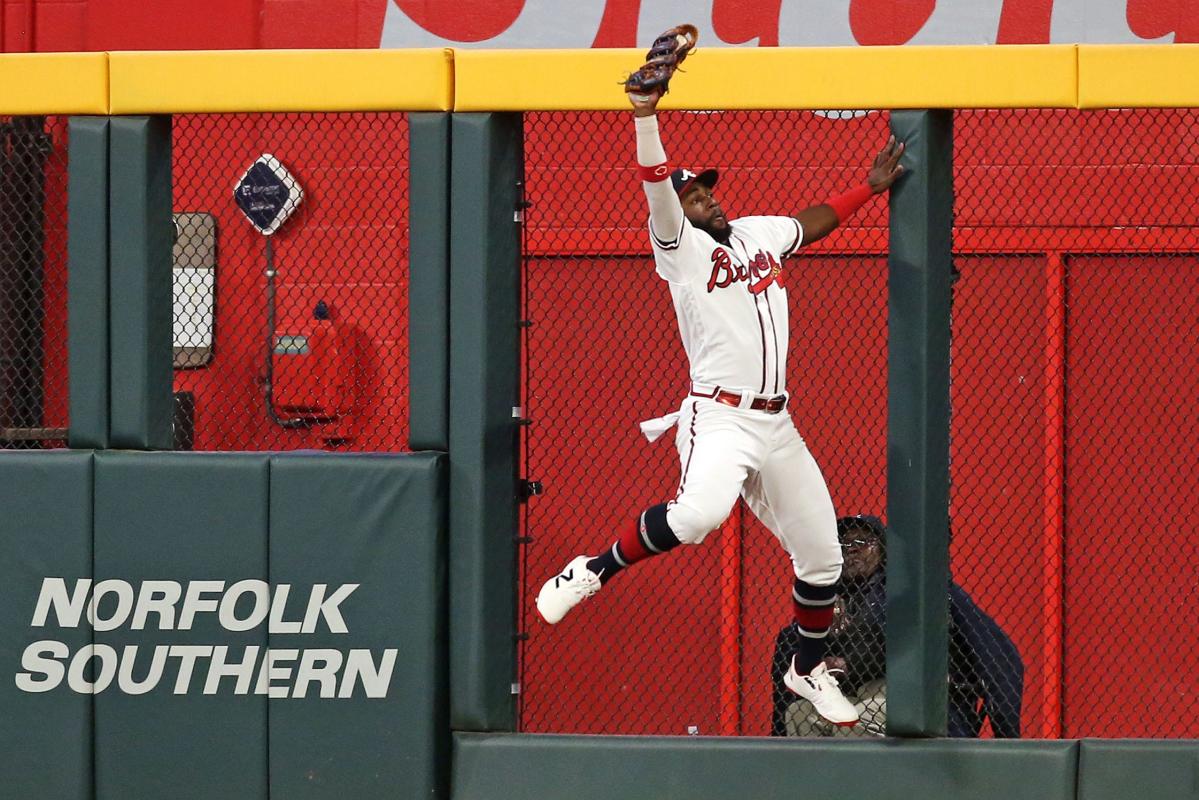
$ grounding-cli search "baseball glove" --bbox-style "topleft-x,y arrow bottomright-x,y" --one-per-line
624,24 -> 699,98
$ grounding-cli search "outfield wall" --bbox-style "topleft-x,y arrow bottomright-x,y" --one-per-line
0,450 -> 447,800
0,45 -> 1197,800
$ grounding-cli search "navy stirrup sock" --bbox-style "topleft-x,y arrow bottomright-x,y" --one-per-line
587,504 -> 681,584
791,578 -> 836,674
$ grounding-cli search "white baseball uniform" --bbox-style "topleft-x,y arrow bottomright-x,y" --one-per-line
636,114 -> 842,587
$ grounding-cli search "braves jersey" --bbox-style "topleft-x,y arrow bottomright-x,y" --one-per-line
650,213 -> 804,395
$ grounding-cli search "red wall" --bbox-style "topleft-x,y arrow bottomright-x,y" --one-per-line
1063,254 -> 1199,737
518,109 -> 1199,738
171,112 -> 410,452
42,117 -> 70,434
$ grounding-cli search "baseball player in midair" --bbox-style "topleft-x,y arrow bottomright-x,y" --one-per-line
536,40 -> 906,726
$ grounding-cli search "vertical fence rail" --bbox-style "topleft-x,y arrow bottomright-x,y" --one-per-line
1040,252 -> 1066,740
885,109 -> 954,738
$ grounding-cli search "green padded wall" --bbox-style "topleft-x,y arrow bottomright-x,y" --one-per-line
268,452 -> 448,799
67,117 -> 110,449
886,110 -> 955,737
108,116 -> 174,450
83,451 -> 448,800
448,113 -> 523,731
92,452 -> 270,800
453,734 -> 1078,800
0,451 -> 94,800
1078,741 -> 1199,800
407,113 -> 451,451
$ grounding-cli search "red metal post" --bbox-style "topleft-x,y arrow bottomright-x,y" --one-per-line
1040,251 -> 1066,738
717,503 -> 743,735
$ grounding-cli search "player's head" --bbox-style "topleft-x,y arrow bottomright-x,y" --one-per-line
836,515 -> 886,581
672,167 -> 730,243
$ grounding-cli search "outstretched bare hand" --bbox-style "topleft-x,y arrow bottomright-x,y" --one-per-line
867,136 -> 905,193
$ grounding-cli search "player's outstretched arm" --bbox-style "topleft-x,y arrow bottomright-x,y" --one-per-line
792,137 -> 905,246
631,90 -> 686,246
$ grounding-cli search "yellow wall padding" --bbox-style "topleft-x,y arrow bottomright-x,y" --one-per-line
7,44 -> 1199,116
1078,44 -> 1199,109
108,49 -> 453,114
453,45 -> 1078,111
0,53 -> 109,115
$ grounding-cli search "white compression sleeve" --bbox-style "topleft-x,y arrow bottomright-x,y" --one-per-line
635,115 -> 683,244
636,113 -> 668,166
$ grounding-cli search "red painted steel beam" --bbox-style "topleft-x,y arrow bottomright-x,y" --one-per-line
1039,251 -> 1066,739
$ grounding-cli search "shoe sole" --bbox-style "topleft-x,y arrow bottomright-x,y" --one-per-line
782,672 -> 860,727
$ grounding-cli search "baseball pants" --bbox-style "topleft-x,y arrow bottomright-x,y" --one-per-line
665,396 -> 843,586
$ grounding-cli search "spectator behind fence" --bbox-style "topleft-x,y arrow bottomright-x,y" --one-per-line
770,514 -> 1025,738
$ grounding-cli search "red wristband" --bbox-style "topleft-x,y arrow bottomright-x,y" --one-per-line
638,162 -> 671,183
826,183 -> 873,222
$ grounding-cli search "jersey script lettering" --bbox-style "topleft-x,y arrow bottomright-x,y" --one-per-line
706,248 -> 783,295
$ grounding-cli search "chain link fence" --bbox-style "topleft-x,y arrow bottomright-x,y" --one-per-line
519,109 -> 891,736
15,103 -> 1186,736
171,112 -> 410,452
519,107 -> 1199,739
0,116 -> 69,449
951,108 -> 1199,739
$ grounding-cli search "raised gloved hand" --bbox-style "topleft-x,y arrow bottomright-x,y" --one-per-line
624,24 -> 699,100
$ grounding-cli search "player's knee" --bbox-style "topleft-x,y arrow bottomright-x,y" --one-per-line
795,543 -> 843,586
666,501 -> 728,545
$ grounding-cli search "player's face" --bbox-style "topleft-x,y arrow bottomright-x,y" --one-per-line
681,184 -> 730,240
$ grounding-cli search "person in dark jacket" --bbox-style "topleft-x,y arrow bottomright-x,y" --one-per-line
771,514 -> 1024,737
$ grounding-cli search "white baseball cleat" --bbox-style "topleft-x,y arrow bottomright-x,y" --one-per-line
536,555 -> 601,624
783,658 -> 860,727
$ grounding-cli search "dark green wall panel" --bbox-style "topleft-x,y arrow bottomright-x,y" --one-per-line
1079,740 -> 1199,800
108,116 -> 174,450
453,734 -> 1077,800
886,110 -> 955,737
0,451 -> 94,800
408,112 -> 451,451
68,118 -> 110,449
93,452 -> 269,800
448,113 -> 523,731
268,452 -> 448,800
